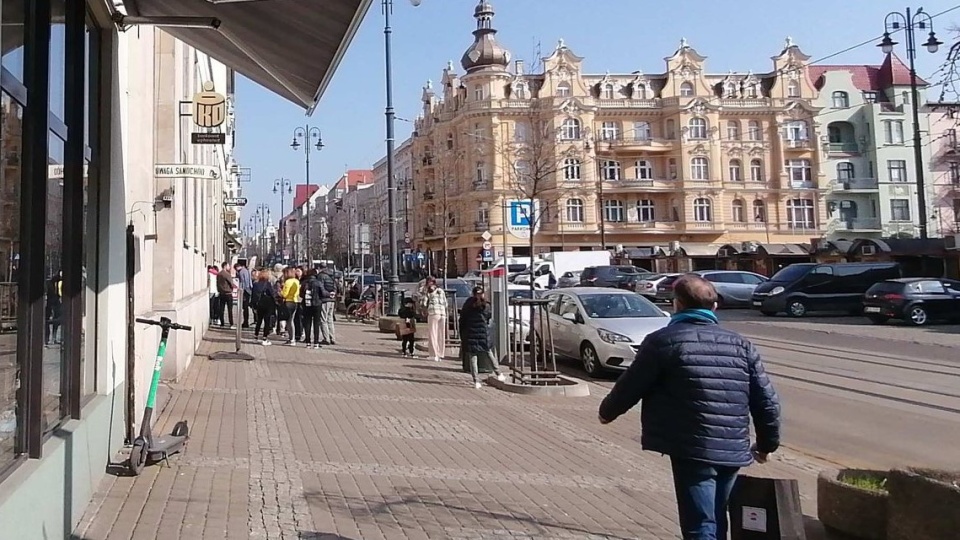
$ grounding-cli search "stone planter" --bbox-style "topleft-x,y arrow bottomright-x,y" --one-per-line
817,469 -> 889,540
887,468 -> 960,540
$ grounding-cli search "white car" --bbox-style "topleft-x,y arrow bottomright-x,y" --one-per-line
540,287 -> 669,377
635,273 -> 680,300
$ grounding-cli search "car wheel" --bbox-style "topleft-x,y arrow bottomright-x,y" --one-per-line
786,299 -> 807,318
907,305 -> 929,326
581,342 -> 603,377
867,315 -> 889,325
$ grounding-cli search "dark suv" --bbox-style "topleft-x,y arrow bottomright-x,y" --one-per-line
580,265 -> 648,289
863,278 -> 960,326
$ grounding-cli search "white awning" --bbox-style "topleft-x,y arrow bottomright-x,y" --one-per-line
121,0 -> 373,112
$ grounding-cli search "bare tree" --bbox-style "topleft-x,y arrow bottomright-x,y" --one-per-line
429,149 -> 464,282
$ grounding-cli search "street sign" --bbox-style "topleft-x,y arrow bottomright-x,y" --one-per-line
480,230 -> 492,241
154,164 -> 221,180
191,132 -> 226,145
481,249 -> 494,262
507,199 -> 539,239
224,197 -> 247,207
482,241 -> 492,250
416,252 -> 425,260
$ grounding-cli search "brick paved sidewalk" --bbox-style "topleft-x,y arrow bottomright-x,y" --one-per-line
73,322 -> 835,540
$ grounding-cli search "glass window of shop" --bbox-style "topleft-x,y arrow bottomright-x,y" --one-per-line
0,0 -> 100,477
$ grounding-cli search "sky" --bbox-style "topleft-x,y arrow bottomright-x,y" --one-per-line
234,0 -> 960,227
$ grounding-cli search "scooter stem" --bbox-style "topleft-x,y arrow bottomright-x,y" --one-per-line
138,326 -> 171,439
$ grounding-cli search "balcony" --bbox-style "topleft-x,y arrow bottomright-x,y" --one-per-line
604,178 -> 677,191
423,227 -> 436,237
472,181 -> 490,190
835,217 -> 882,231
596,134 -> 672,153
718,98 -> 771,108
474,221 -> 489,232
422,190 -> 435,201
594,98 -> 661,109
826,142 -> 860,154
783,138 -> 813,151
831,177 -> 879,191
727,222 -> 770,232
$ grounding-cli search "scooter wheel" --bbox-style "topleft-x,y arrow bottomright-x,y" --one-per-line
171,420 -> 189,438
128,438 -> 148,476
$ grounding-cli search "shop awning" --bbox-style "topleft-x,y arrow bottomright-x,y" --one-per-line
757,243 -> 810,256
676,243 -> 722,257
120,0 -> 372,112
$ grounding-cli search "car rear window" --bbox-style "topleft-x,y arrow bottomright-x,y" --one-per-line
660,275 -> 679,286
866,281 -> 905,294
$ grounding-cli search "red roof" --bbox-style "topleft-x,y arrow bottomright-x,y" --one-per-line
333,169 -> 373,192
293,184 -> 320,209
809,53 -> 926,92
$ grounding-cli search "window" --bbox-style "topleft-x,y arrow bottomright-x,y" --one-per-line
745,83 -> 758,98
514,121 -> 528,142
747,120 -> 762,141
514,83 -> 528,99
472,122 -> 483,140
786,159 -> 812,185
947,128 -> 957,147
477,206 -> 489,224
602,83 -> 615,99
563,158 -> 582,181
753,200 -> 767,222
475,161 -> 486,184
600,121 -> 620,141
884,120 -> 905,144
832,91 -> 849,108
560,117 -> 581,140
635,160 -> 653,180
786,199 -> 815,228
556,82 -> 571,97
690,157 -> 710,180
728,159 -> 743,182
603,200 -> 625,222
566,199 -> 584,222
890,199 -> 911,221
446,133 -> 454,149
726,121 -> 740,141
668,158 -> 678,179
680,81 -> 694,96
863,91 -> 878,103
666,119 -> 676,139
953,199 -> 960,221
787,80 -> 800,97
732,199 -> 746,222
600,160 -> 622,181
837,162 -> 855,180
633,121 -> 651,141
784,120 -> 808,141
750,159 -> 764,182
636,199 -> 655,222
474,86 -> 484,100
888,160 -> 907,183
693,198 -> 712,221
950,161 -> 960,185
688,118 -> 708,139
635,84 -> 647,99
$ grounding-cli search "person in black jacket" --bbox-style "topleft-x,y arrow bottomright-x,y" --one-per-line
598,274 -> 781,540
300,269 -> 323,349
397,297 -> 417,357
251,272 -> 280,345
458,286 -> 506,389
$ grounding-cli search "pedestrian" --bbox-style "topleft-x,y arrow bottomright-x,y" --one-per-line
216,262 -> 235,328
294,266 -> 305,341
280,267 -> 301,345
207,264 -> 219,322
458,286 -> 506,388
597,274 -> 781,540
251,272 -> 279,345
419,276 -> 448,362
316,262 -> 338,345
235,260 -> 253,328
397,297 -> 417,357
44,272 -> 63,346
301,268 -> 323,349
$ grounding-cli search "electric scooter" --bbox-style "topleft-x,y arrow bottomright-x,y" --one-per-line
127,316 -> 192,475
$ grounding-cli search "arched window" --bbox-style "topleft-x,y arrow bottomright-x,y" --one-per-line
837,162 -> 855,180
680,81 -> 694,96
635,160 -> 653,180
832,90 -> 849,108
753,200 -> 766,222
688,118 -> 708,139
635,83 -> 647,99
725,81 -> 738,98
600,160 -> 622,181
693,198 -> 712,221
603,200 -> 625,222
563,158 -> 582,181
744,83 -> 758,98
602,83 -> 616,99
728,159 -> 743,182
633,121 -> 652,141
747,120 -> 762,141
475,161 -> 486,184
787,80 -> 800,97
666,119 -> 676,139
726,120 -> 740,141
560,117 -> 581,140
514,82 -> 528,99
556,82 -> 571,97
691,157 -> 710,180
750,159 -> 764,182
786,158 -> 813,186
731,199 -> 746,222
636,199 -> 655,222
565,199 -> 584,222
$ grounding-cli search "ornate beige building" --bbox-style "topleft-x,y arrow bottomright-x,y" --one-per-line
411,1 -> 828,274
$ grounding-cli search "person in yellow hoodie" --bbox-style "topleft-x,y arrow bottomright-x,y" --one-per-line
280,267 -> 301,345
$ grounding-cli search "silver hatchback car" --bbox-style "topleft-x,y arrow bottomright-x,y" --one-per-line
693,270 -> 768,308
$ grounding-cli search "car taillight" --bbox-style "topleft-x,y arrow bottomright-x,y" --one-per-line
644,283 -> 653,289
882,293 -> 905,300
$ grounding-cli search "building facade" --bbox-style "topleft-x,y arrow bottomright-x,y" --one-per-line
811,56 -> 935,240
322,169 -> 373,267
927,103 -> 960,236
371,137 -> 414,273
411,3 -> 828,275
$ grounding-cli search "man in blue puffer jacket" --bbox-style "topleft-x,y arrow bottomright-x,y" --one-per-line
598,274 -> 781,540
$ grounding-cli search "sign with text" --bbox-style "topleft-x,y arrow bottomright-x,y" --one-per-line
224,197 -> 247,207
154,164 -> 221,180
191,132 -> 226,145
193,82 -> 226,128
507,199 -> 539,239
48,164 -> 89,180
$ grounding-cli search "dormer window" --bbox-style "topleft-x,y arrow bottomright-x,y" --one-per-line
514,82 -> 528,99
556,82 -> 571,97
602,83 -> 616,99
474,86 -> 484,101
787,80 -> 800,98
863,91 -> 878,103
635,83 -> 647,99
680,82 -> 694,97
744,84 -> 758,98
832,91 -> 849,108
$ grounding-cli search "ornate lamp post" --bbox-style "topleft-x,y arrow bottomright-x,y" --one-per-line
273,178 -> 292,259
291,126 -> 323,263
878,8 -> 942,239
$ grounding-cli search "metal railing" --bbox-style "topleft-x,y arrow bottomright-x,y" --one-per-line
507,297 -> 559,386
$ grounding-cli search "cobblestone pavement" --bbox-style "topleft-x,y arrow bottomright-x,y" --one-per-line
74,322 -> 835,540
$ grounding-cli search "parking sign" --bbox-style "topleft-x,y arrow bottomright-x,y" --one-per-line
506,199 -> 538,239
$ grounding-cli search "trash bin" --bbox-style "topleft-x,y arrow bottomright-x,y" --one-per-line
728,475 -> 806,540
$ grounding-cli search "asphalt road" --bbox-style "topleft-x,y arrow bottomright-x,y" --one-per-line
560,309 -> 960,471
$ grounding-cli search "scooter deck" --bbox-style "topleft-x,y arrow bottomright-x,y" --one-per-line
147,435 -> 187,459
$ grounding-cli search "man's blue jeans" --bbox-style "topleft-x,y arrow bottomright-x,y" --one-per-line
670,457 -> 740,540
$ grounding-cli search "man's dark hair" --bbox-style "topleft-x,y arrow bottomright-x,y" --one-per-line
673,274 -> 718,310
222,261 -> 231,268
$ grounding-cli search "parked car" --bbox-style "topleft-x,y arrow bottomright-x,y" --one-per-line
653,274 -> 682,303
695,270 -> 768,307
863,278 -> 960,326
635,273 -> 679,300
539,287 -> 669,376
751,262 -> 901,317
556,270 -> 582,288
580,265 -> 650,289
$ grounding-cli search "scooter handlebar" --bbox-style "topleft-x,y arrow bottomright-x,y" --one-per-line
135,318 -> 192,331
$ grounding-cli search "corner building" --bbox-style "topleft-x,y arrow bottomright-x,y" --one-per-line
412,2 -> 828,274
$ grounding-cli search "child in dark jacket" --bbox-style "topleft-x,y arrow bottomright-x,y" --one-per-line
398,298 -> 417,357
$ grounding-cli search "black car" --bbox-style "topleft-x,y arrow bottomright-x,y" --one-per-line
863,278 -> 960,326
751,262 -> 901,317
580,265 -> 649,289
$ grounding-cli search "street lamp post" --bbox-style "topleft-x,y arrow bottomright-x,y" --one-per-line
291,126 -> 323,264
273,178 -> 293,258
255,203 -> 271,261
879,8 -> 942,240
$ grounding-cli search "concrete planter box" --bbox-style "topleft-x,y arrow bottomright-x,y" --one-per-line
887,468 -> 960,540
817,469 -> 888,540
